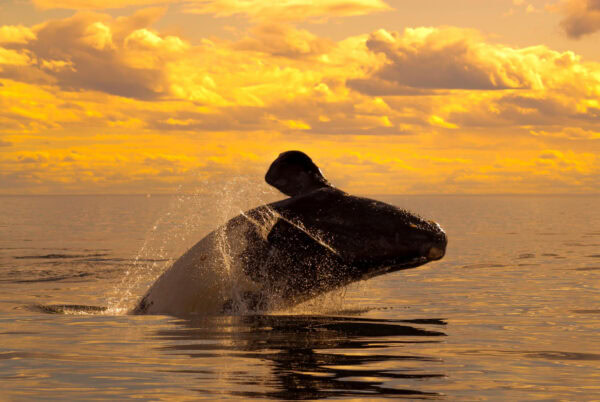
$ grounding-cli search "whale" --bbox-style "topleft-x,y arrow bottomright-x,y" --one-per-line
133,151 -> 447,315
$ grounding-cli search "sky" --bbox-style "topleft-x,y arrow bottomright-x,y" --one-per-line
1,0 -> 599,195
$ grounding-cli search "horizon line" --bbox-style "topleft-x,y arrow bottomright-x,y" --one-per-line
1,192 -> 599,197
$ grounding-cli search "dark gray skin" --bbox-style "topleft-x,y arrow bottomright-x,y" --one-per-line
134,151 -> 447,315
233,188 -> 446,310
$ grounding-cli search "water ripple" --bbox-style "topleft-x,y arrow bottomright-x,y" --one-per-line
154,315 -> 447,399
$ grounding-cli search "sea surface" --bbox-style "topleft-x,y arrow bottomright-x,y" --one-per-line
0,191 -> 599,400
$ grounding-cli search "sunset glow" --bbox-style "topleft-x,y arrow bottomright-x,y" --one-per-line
1,0 -> 599,194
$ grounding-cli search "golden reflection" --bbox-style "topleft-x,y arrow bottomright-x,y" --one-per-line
155,314 -> 447,399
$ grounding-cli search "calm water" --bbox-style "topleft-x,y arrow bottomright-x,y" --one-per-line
0,192 -> 599,400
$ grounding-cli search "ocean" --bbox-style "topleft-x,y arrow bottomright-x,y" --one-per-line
0,191 -> 599,400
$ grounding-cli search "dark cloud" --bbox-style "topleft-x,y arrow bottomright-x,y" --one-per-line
347,76 -> 435,96
559,0 -> 600,39
0,9 -> 176,100
148,107 -> 272,132
446,93 -> 598,129
233,23 -> 334,59
17,153 -> 49,163
28,12 -> 163,99
539,151 -> 559,159
145,97 -> 413,135
350,28 -> 544,96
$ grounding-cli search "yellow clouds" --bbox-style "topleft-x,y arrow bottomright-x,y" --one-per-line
0,26 -> 35,68
531,128 -> 600,140
0,48 -> 32,66
0,26 -> 36,44
32,0 -> 391,22
349,27 -> 584,94
125,28 -> 188,52
182,0 -> 391,22
0,8 -> 185,99
32,0 -> 175,9
344,26 -> 600,141
1,8 -> 600,194
554,0 -> 600,38
233,23 -> 334,59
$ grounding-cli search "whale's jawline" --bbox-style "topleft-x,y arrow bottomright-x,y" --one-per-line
350,256 -> 430,282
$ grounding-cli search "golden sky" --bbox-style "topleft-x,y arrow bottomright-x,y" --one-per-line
1,0 -> 599,194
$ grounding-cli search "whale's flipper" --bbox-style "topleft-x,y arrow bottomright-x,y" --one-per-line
265,151 -> 331,197
240,218 -> 349,306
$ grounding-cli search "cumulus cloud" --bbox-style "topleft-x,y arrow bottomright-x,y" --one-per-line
1,8 -> 600,195
0,26 -> 36,44
555,0 -> 600,38
3,14 -> 600,135
349,27 -> 556,95
233,23 -> 334,59
2,10 -> 347,106
0,48 -> 32,66
0,8 -> 190,99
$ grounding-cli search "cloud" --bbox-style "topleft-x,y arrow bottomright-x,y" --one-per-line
16,152 -> 50,163
182,0 -> 391,22
504,1 -> 540,17
4,15 -> 599,137
534,149 -> 595,173
1,9 -> 600,195
28,9 -> 176,99
0,26 -> 36,44
0,8 -> 191,100
0,48 -> 32,66
349,27 -> 553,95
554,0 -> 600,38
32,0 -> 173,10
233,23 -> 334,59
32,0 -> 391,22
530,127 -> 600,140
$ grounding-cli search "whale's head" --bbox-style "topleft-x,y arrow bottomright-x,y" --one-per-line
265,151 -> 447,287
329,195 -> 448,277
295,189 -> 448,280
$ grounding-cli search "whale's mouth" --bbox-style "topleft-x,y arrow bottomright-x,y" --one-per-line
389,256 -> 431,271
356,256 -> 430,282
427,246 -> 445,261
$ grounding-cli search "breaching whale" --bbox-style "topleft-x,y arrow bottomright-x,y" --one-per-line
133,151 -> 447,315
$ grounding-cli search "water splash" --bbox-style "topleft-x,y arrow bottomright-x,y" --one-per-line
105,175 -> 279,314
102,174 -> 367,316
220,206 -> 281,314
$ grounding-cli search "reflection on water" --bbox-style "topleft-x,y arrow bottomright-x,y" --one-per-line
1,194 -> 599,399
0,310 -> 450,400
157,315 -> 447,399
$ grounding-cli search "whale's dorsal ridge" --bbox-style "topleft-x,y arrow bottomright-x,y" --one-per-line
265,151 -> 331,197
